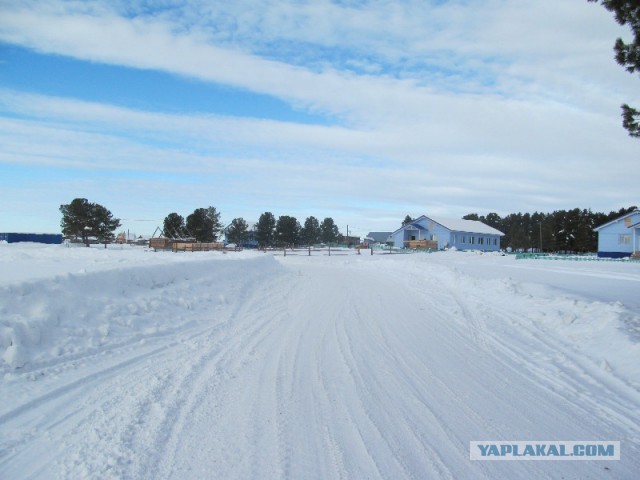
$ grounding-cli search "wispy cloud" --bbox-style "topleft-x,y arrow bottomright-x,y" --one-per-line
0,0 -> 638,235
2,0 -> 633,123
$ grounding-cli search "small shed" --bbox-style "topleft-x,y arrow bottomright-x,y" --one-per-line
0,233 -> 63,244
593,209 -> 640,258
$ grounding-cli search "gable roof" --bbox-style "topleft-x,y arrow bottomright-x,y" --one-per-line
365,232 -> 392,242
390,223 -> 427,235
426,216 -> 504,235
593,210 -> 640,231
391,215 -> 504,236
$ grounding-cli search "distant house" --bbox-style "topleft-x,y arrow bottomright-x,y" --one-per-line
390,215 -> 504,251
593,209 -> 640,258
0,233 -> 63,244
223,222 -> 258,248
337,234 -> 361,246
363,232 -> 392,247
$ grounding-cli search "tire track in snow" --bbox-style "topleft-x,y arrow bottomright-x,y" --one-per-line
335,281 -> 462,479
148,270 -> 298,479
4,253 -> 640,479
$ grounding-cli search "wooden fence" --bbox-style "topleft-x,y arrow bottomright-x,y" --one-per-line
149,238 -> 224,252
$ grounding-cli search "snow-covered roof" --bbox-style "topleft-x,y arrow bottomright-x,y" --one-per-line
427,216 -> 504,235
391,215 -> 503,236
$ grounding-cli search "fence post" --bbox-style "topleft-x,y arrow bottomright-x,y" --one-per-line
284,248 -> 286,257
329,244 -> 331,256
309,246 -> 311,256
371,248 -> 373,255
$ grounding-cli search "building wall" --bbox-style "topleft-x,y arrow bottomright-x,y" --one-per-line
391,229 -> 404,248
0,233 -> 63,244
449,231 -> 501,251
596,212 -> 640,258
392,219 -> 444,248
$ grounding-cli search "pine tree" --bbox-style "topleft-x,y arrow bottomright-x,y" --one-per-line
60,198 -> 93,245
589,0 -> 640,136
60,198 -> 120,247
227,218 -> 249,246
256,212 -> 276,248
276,216 -> 300,247
163,213 -> 186,239
186,206 -> 222,242
320,217 -> 340,244
301,216 -> 322,246
92,204 -> 121,248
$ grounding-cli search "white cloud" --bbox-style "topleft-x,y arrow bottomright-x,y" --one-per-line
0,0 -> 638,234
1,0 -> 634,125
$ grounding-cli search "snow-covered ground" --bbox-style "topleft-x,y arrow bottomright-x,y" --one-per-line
1,243 -> 639,479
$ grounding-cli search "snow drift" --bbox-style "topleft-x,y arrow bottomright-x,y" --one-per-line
1,244 -> 639,479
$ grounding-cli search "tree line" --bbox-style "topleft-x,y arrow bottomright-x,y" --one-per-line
60,198 -> 343,248
244,213 -> 340,248
462,206 -> 637,253
164,210 -> 342,248
161,207 -> 223,243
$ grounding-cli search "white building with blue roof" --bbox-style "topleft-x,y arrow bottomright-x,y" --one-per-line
391,215 -> 504,251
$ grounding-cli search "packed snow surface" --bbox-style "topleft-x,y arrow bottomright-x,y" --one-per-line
1,244 -> 639,479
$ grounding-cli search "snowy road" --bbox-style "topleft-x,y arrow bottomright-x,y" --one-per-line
1,247 -> 639,479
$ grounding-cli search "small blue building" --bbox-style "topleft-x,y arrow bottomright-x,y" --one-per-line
0,233 -> 63,244
391,215 -> 504,251
593,209 -> 640,258
222,222 -> 259,248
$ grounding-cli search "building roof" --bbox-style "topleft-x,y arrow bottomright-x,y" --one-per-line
392,215 -> 503,236
392,215 -> 504,236
403,224 -> 427,231
426,216 -> 504,235
365,232 -> 392,243
593,210 -> 640,231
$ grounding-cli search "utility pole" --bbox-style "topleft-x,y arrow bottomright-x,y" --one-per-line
539,221 -> 543,253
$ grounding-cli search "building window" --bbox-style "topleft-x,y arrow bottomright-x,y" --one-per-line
479,238 -> 484,245
461,236 -> 466,243
470,236 -> 475,244
619,234 -> 631,245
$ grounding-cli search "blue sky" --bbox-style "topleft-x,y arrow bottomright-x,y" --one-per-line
0,0 -> 638,238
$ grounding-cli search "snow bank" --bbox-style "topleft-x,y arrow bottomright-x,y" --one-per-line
373,252 -> 640,390
1,245 -> 639,478
0,245 -> 281,371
